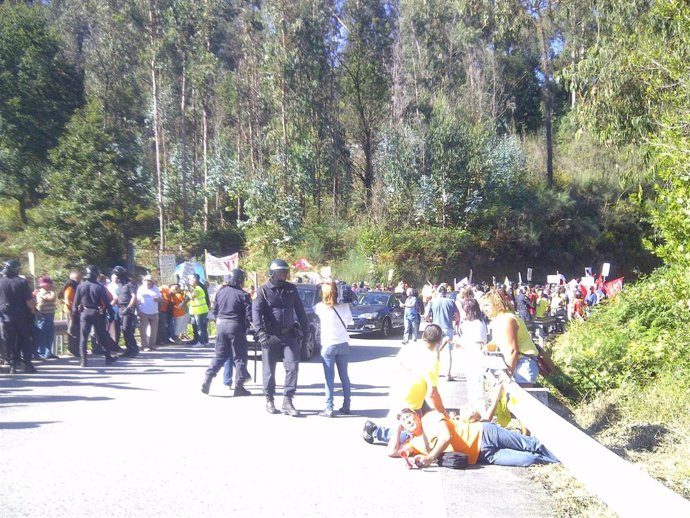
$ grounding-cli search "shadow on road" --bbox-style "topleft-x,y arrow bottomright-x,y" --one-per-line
348,345 -> 399,363
0,421 -> 60,430
0,394 -> 113,405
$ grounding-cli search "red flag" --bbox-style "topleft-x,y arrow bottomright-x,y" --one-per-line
292,258 -> 313,271
604,277 -> 624,298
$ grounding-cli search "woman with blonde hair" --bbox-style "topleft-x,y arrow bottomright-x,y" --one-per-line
313,281 -> 353,417
480,289 -> 539,387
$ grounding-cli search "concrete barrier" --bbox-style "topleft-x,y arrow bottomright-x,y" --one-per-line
506,381 -> 690,516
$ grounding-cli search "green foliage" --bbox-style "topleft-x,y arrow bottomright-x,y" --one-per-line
552,264 -> 690,398
41,98 -> 151,266
0,2 -> 83,221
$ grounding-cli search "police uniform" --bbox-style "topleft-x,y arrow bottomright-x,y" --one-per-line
205,285 -> 252,387
0,275 -> 34,373
73,279 -> 116,366
252,279 -> 309,401
116,280 -> 139,357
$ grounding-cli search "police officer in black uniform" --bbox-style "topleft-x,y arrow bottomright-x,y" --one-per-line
201,268 -> 252,396
73,265 -> 117,367
252,259 -> 309,416
0,260 -> 36,374
112,266 -> 139,358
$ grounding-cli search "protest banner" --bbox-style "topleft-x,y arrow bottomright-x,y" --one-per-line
205,252 -> 239,276
604,277 -> 624,298
159,254 -> 176,283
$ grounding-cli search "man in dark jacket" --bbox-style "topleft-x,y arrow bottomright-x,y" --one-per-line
0,260 -> 36,374
252,259 -> 309,416
201,269 -> 252,397
73,265 -> 117,367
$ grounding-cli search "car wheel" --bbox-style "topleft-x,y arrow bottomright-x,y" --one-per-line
301,327 -> 316,361
381,318 -> 392,338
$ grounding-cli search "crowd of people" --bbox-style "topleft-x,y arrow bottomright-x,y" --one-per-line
3,257 -> 606,471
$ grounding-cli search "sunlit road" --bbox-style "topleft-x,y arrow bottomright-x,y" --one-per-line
1,334 -> 553,517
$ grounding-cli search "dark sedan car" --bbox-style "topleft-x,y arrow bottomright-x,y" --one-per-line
295,284 -> 322,361
348,291 -> 404,337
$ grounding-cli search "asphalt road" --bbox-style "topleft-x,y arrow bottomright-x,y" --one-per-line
1,333 -> 555,517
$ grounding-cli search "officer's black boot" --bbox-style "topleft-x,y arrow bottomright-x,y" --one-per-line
201,374 -> 213,395
281,396 -> 300,417
265,397 -> 278,414
24,362 -> 37,374
233,385 -> 251,397
105,354 -> 117,366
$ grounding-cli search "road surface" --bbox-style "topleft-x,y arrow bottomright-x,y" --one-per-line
1,334 -> 554,517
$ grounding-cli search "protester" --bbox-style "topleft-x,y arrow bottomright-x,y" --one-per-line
61,271 -> 81,356
313,281 -> 353,417
425,284 -> 460,380
389,407 -> 558,468
136,274 -> 161,351
34,276 -> 57,360
170,284 -> 188,342
480,290 -> 539,387
187,274 -> 209,347
363,324 -> 448,445
455,297 -> 488,408
401,287 -> 420,345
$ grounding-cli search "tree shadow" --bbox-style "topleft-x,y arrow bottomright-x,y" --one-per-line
0,395 -> 112,405
348,345 -> 400,363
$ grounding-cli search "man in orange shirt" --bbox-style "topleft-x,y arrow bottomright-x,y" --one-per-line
390,408 -> 558,468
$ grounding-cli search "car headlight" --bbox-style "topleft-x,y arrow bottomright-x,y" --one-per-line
360,312 -> 379,319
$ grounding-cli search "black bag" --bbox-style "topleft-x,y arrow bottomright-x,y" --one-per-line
534,342 -> 555,377
336,282 -> 356,304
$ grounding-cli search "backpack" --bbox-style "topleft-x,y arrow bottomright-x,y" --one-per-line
336,282 -> 356,304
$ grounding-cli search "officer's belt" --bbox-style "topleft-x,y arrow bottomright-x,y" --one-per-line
83,306 -> 101,310
269,326 -> 293,335
216,318 -> 240,324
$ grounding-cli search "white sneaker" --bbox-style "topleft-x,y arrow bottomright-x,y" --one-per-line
191,342 -> 203,348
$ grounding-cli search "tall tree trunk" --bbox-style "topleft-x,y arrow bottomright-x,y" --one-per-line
535,2 -> 555,188
180,57 -> 189,229
202,104 -> 209,232
149,1 -> 165,250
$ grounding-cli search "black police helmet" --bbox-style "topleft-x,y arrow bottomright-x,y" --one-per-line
1,259 -> 20,277
226,268 -> 246,288
85,264 -> 100,281
269,259 -> 290,273
112,265 -> 126,277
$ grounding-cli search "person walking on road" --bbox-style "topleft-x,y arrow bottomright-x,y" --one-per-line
112,266 -> 139,358
201,269 -> 252,397
401,288 -> 420,345
313,281 -> 353,417
136,275 -> 161,351
425,285 -> 460,379
252,259 -> 309,417
0,260 -> 36,374
73,265 -> 117,367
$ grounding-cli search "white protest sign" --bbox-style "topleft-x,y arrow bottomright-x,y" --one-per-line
159,254 -> 176,283
27,252 -> 35,277
547,274 -> 561,285
602,263 -> 611,277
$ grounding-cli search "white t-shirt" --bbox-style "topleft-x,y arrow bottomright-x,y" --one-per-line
314,302 -> 353,347
459,319 -> 488,347
137,285 -> 161,315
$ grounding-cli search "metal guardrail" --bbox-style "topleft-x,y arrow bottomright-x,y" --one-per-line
506,381 -> 690,516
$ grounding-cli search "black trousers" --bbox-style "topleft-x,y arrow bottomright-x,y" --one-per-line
79,309 -> 115,358
262,334 -> 301,399
205,321 -> 249,386
121,311 -> 138,355
0,317 -> 32,367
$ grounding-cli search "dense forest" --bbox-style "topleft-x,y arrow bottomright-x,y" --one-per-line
2,0 -> 684,284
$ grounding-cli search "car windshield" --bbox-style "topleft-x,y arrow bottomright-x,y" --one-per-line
357,293 -> 389,306
297,289 -> 315,307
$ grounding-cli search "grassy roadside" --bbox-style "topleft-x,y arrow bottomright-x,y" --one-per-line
526,265 -> 690,514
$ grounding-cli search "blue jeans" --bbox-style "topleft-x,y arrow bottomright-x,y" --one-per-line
223,359 -> 233,386
34,313 -> 55,358
479,423 -> 559,466
321,342 -> 351,411
403,317 -> 418,342
192,313 -> 209,344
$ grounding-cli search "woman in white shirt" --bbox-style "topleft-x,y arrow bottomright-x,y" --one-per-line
313,281 -> 353,417
457,297 -> 488,409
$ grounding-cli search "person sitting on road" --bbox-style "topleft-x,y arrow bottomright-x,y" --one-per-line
388,405 -> 558,468
362,324 -> 449,445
